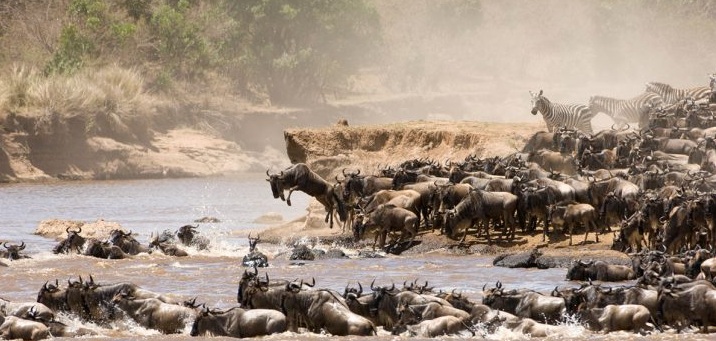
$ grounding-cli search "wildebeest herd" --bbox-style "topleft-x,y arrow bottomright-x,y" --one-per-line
4,77 -> 716,339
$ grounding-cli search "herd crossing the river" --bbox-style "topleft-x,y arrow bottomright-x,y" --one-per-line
4,76 -> 716,338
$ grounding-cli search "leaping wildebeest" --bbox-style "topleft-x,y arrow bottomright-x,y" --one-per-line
267,163 -> 347,228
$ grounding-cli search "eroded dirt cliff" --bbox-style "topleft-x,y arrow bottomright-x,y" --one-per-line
283,120 -> 541,178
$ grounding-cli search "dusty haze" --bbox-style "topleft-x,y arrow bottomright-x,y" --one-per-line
369,0 -> 715,129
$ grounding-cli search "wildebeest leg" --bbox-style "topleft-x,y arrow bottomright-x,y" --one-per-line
583,221 -> 590,245
324,211 -> 334,229
568,223 -> 574,246
592,220 -> 599,243
285,187 -> 299,206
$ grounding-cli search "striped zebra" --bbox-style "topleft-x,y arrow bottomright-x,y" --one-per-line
645,81 -> 711,105
588,92 -> 662,129
530,90 -> 596,134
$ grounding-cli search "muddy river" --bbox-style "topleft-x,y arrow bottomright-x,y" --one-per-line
0,175 -> 697,339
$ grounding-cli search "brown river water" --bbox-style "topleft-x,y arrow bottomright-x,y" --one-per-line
0,175 -> 710,340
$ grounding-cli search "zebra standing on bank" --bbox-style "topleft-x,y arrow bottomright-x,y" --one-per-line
588,92 -> 662,129
645,81 -> 711,105
530,90 -> 596,134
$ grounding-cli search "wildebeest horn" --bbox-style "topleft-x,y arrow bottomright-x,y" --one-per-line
266,169 -> 271,177
19,241 -> 25,250
482,283 -> 487,291
390,282 -> 395,291
496,281 -> 502,289
43,281 -> 48,290
370,279 -> 377,291
2,243 -> 7,249
342,168 -> 348,176
357,282 -> 363,296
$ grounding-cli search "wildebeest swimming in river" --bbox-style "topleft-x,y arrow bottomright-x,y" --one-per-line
242,233 -> 268,268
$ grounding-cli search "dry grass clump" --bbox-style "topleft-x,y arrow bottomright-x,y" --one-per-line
1,64 -> 40,112
0,64 -> 152,140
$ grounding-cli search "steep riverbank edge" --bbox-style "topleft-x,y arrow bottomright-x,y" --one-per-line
0,92 -> 512,182
257,122 -> 629,266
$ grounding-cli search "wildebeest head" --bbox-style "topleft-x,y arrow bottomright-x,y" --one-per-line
566,260 -> 593,280
369,280 -> 397,315
3,241 -> 27,260
340,168 -> 362,199
352,212 -> 367,242
248,233 -> 260,252
54,226 -> 85,254
190,306 -> 213,336
343,281 -> 363,300
481,281 -> 504,307
37,279 -> 67,312
392,302 -> 422,335
237,265 -> 259,305
177,225 -> 198,245
391,168 -> 418,189
266,169 -> 286,201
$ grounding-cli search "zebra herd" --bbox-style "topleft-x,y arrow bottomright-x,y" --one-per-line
530,74 -> 716,134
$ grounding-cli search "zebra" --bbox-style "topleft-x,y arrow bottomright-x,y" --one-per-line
530,90 -> 596,134
588,92 -> 662,129
645,81 -> 711,105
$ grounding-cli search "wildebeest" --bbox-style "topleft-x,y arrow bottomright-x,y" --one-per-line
547,202 -> 600,245
522,131 -> 558,153
0,298 -> 55,323
1,241 -> 30,260
107,229 -> 151,255
75,275 -> 177,322
36,280 -> 68,313
52,226 -> 85,254
176,225 -> 210,250
566,260 -> 636,282
241,233 -> 268,268
111,290 -> 197,334
149,232 -> 188,257
481,285 -> 565,324
353,204 -> 418,251
266,163 -> 347,229
190,306 -> 287,337
368,281 -> 450,331
528,149 -> 578,175
658,281 -> 716,332
392,304 -> 474,337
282,282 -> 376,336
443,189 -> 518,243
0,315 -> 50,341
578,303 -> 652,333
83,238 -> 128,259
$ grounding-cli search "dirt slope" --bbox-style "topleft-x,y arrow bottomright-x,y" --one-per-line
284,120 -> 540,179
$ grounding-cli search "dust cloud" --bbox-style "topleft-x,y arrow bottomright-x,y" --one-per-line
372,0 -> 716,128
